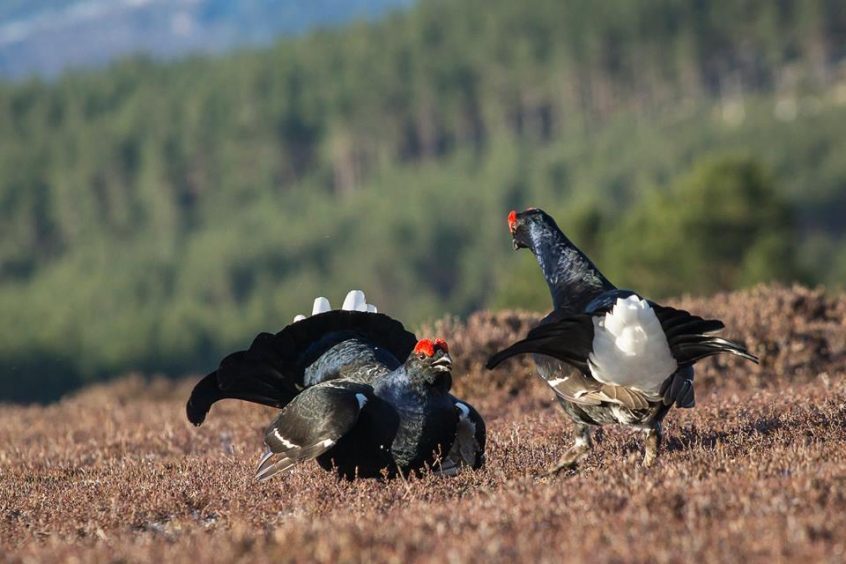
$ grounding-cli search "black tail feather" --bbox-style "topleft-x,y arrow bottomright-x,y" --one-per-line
664,318 -> 725,340
673,337 -> 759,366
486,316 -> 593,371
265,310 -> 417,381
486,339 -> 574,370
653,305 -> 758,366
186,370 -> 292,426
486,304 -> 758,374
186,310 -> 417,426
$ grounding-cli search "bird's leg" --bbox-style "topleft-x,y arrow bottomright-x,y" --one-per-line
643,421 -> 663,467
544,424 -> 592,476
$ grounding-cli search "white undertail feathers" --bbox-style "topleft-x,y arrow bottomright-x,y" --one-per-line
293,289 -> 378,323
588,295 -> 677,396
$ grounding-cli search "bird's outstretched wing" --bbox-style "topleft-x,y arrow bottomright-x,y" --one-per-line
255,382 -> 374,481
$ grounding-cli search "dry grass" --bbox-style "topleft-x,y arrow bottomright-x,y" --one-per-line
2,285 -> 845,563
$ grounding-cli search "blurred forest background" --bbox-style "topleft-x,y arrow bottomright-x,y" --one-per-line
1,0 -> 845,402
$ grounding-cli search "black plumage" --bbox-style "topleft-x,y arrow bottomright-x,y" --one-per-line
487,299 -> 757,372
488,209 -> 758,471
187,301 -> 485,480
186,310 -> 416,425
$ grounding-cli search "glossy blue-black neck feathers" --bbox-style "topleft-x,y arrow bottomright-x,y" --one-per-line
525,216 -> 614,313
375,359 -> 451,404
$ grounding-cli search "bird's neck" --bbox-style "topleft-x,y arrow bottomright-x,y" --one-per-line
376,365 -> 450,403
528,225 -> 613,312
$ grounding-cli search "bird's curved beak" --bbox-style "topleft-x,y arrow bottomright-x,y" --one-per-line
432,353 -> 452,372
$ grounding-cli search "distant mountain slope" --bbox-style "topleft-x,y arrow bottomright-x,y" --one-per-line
0,0 -> 413,79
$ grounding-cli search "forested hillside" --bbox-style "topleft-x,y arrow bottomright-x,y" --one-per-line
2,0 -> 845,401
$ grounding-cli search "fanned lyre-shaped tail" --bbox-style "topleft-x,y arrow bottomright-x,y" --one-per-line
652,304 -> 759,367
186,290 -> 416,426
485,304 -> 759,374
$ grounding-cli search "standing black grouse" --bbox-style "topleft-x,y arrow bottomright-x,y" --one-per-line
487,209 -> 758,472
187,290 -> 485,480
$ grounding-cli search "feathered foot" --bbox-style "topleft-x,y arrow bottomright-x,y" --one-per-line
643,421 -> 663,467
544,424 -> 592,476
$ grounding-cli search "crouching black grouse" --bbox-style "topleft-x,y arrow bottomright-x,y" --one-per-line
187,291 -> 485,480
487,209 -> 758,472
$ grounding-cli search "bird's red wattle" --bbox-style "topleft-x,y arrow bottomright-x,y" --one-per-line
507,210 -> 518,233
413,339 -> 436,357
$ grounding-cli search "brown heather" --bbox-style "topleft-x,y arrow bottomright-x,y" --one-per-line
2,285 -> 845,563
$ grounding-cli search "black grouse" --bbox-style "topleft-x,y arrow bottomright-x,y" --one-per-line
187,291 -> 485,480
487,209 -> 758,472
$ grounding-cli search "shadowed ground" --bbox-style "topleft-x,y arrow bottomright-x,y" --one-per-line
2,285 -> 845,562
